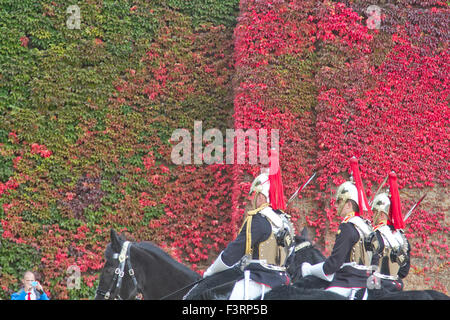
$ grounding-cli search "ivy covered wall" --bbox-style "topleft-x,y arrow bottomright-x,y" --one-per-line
0,0 -> 238,299
0,0 -> 448,299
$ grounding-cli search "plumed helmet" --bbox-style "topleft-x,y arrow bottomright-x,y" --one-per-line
371,192 -> 390,215
249,169 -> 270,203
249,148 -> 286,211
336,181 -> 359,204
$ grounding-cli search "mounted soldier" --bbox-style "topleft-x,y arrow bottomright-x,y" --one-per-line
367,171 -> 410,293
301,157 -> 373,299
202,149 -> 295,300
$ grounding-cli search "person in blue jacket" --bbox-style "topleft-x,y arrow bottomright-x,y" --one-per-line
11,271 -> 50,300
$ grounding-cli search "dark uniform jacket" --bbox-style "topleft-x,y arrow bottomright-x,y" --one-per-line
221,211 -> 290,289
323,219 -> 371,289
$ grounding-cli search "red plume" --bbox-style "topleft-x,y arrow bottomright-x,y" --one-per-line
388,172 -> 405,230
268,148 -> 286,211
349,157 -> 372,217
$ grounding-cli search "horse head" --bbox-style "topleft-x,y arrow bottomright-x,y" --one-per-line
95,229 -> 144,300
286,227 -> 326,283
95,229 -> 201,300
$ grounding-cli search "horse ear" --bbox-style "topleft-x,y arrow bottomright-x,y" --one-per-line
110,229 -> 122,252
300,227 -> 309,240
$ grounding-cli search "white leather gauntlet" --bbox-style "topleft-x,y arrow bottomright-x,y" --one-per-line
203,252 -> 233,278
301,262 -> 334,282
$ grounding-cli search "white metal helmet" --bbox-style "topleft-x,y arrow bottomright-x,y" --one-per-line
249,169 -> 270,203
371,192 -> 390,215
335,181 -> 359,216
336,181 -> 358,204
371,192 -> 390,223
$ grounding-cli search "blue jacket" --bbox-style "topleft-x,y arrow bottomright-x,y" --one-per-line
11,288 -> 50,300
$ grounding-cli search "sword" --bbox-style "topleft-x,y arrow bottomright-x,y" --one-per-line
404,193 -> 427,222
286,172 -> 317,208
368,174 -> 389,206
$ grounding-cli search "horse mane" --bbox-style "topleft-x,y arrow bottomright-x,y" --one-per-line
133,241 -> 201,280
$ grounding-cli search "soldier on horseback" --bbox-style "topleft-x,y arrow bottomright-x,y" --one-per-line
367,172 -> 410,293
301,157 -> 374,299
202,149 -> 295,300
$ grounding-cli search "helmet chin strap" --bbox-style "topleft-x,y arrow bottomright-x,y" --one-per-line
373,210 -> 389,225
252,192 -> 258,210
336,198 -> 346,217
372,210 -> 380,224
252,191 -> 269,210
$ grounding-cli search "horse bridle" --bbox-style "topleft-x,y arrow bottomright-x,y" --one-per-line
294,240 -> 311,252
96,241 -> 143,300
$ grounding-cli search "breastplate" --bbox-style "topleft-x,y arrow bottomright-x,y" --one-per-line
378,226 -> 408,276
256,207 -> 294,267
347,216 -> 373,266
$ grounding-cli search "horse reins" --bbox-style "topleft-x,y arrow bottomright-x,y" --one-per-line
96,241 -> 143,300
158,277 -> 205,300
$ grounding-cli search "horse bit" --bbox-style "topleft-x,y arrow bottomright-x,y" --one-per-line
96,241 -> 143,300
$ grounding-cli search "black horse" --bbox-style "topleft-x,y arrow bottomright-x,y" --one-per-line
95,229 -> 200,300
286,228 -> 332,289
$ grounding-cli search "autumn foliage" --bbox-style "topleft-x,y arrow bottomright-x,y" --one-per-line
0,0 -> 448,299
231,0 -> 448,293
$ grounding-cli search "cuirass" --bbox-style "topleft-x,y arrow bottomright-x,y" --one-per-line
350,238 -> 371,266
257,229 -> 291,267
380,246 -> 401,275
347,216 -> 373,266
243,205 -> 294,269
377,226 -> 408,276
